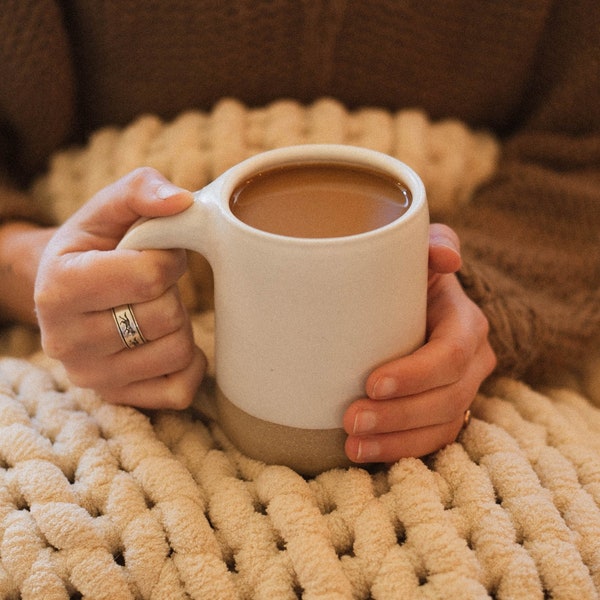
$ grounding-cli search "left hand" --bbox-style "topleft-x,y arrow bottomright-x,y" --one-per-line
343,223 -> 497,463
34,168 -> 206,410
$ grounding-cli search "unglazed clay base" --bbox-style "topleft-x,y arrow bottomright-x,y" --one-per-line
216,387 -> 354,476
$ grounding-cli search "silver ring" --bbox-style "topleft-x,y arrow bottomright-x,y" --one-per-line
112,304 -> 147,349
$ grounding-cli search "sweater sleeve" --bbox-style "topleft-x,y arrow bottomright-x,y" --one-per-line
449,0 -> 600,381
0,0 -> 76,223
453,131 -> 600,380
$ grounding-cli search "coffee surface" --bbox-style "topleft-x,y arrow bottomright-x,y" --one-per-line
230,162 -> 411,238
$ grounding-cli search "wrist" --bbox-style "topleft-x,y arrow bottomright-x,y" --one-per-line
0,221 -> 56,324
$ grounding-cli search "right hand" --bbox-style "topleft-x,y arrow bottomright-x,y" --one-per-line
35,167 -> 207,409
343,224 -> 497,462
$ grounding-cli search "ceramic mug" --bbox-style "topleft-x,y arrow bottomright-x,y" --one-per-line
118,144 -> 430,475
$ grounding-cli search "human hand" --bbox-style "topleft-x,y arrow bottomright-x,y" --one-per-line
343,223 -> 497,463
35,168 -> 206,409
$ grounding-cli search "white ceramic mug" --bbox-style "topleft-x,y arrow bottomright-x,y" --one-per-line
118,144 -> 429,475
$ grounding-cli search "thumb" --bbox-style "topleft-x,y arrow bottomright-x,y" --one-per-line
62,167 -> 194,251
428,223 -> 462,274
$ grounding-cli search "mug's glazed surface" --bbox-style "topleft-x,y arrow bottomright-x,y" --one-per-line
118,145 -> 429,474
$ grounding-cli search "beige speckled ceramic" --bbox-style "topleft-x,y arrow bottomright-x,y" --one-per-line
118,145 -> 429,475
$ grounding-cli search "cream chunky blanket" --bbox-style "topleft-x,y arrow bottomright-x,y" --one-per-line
2,99 -> 600,599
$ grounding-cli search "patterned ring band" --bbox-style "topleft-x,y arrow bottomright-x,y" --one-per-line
112,304 -> 147,349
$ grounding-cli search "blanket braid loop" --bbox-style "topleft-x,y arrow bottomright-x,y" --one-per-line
31,97 -> 499,225
1,352 -> 600,599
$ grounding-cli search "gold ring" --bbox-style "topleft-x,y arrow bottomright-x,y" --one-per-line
112,304 -> 147,349
462,408 -> 472,430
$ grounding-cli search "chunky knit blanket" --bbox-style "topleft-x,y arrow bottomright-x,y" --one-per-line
2,99 -> 600,599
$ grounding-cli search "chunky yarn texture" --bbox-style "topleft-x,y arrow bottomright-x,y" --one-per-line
31,96 -> 500,314
1,99 -> 599,599
32,97 -> 499,224
1,355 -> 599,599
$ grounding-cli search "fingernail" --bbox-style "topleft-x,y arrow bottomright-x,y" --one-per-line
155,182 -> 191,200
356,439 -> 381,462
438,242 -> 461,257
373,376 -> 397,398
353,410 -> 378,434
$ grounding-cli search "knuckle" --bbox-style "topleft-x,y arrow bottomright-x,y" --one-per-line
473,311 -> 497,375
169,335 -> 196,370
63,371 -> 90,389
164,384 -> 195,410
34,281 -> 64,316
131,253 -> 187,302
476,309 -> 491,338
439,385 -> 470,424
456,388 -> 477,419
160,295 -> 187,331
483,343 -> 498,375
130,260 -> 171,300
40,337 -> 68,362
445,338 -> 470,380
165,348 -> 206,410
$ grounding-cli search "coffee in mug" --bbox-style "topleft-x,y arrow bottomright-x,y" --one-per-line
118,145 -> 429,476
230,162 -> 412,238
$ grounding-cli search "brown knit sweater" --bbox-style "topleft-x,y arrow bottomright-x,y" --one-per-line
1,0 -> 599,381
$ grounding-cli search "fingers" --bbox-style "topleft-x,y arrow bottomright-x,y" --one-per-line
98,346 -> 207,410
36,167 -> 194,312
344,271 -> 497,463
364,275 -> 489,399
345,414 -> 466,463
36,243 -> 189,358
49,283 -> 201,377
51,292 -> 206,410
52,167 -> 194,252
344,343 -> 492,463
48,285 -> 187,359
365,335 -> 471,400
37,247 -> 188,313
346,378 -> 478,437
65,324 -> 197,390
35,168 -> 204,410
429,223 -> 462,274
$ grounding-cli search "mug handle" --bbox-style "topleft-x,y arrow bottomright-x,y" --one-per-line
117,195 -> 208,253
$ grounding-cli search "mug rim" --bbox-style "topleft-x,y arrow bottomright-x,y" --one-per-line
211,144 -> 427,245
